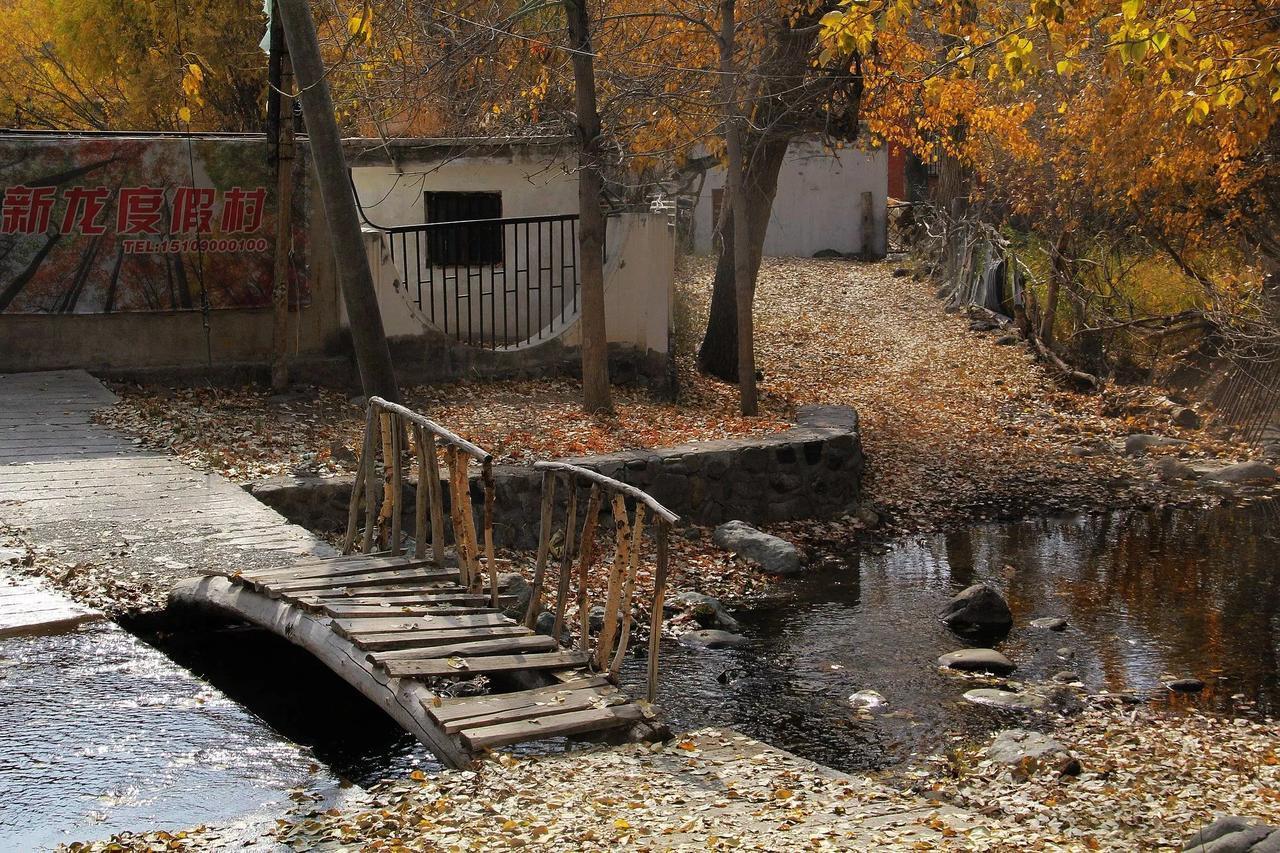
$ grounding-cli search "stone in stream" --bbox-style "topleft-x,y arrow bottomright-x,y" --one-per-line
1053,670 -> 1082,683
986,729 -> 1081,777
587,604 -> 622,632
712,521 -> 804,576
847,690 -> 887,710
1202,461 -> 1279,484
940,583 -> 1013,634
1182,816 -> 1279,852
498,572 -> 532,620
1154,457 -> 1198,481
1165,677 -> 1206,692
1029,616 -> 1068,631
679,629 -> 749,650
533,610 -> 571,644
963,688 -> 1045,711
1124,434 -> 1187,456
665,590 -> 741,632
938,648 -> 1015,675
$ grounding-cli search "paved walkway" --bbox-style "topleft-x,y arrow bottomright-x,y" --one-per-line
0,562 -> 102,638
0,371 -> 332,603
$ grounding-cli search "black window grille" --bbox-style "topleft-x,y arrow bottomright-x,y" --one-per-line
424,191 -> 503,265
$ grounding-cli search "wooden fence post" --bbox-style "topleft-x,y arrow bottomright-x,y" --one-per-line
609,504 -> 645,677
647,520 -> 669,702
575,485 -> 603,651
524,471 -> 557,628
343,405 -> 376,554
594,495 -> 631,672
389,415 -> 403,556
552,476 -> 579,639
424,432 -> 445,564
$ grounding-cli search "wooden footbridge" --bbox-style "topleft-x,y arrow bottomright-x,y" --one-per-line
175,398 -> 678,767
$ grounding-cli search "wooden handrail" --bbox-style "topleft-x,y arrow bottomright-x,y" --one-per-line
525,461 -> 678,702
368,397 -> 491,463
344,401 -> 496,605
532,461 -> 680,524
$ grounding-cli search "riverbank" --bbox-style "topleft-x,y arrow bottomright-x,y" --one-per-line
75,257 -> 1278,613
67,700 -> 1280,852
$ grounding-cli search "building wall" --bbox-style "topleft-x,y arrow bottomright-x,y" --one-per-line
0,134 -> 673,380
351,150 -> 581,346
365,212 -> 674,359
692,139 -> 888,258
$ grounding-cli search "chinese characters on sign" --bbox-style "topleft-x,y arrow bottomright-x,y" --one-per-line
0,135 -> 308,314
2,184 -> 270,254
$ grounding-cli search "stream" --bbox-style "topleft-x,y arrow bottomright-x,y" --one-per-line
3,499 -> 1277,847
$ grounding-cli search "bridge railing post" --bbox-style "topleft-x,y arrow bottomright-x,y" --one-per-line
344,399 -> 495,589
530,461 -> 679,704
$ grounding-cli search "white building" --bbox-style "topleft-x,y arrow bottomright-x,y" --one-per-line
346,138 -> 674,374
690,138 -> 888,258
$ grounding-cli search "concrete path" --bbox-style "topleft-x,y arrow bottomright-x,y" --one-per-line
0,371 -> 333,601
0,565 -> 103,638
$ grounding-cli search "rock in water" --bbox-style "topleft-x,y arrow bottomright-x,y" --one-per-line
848,690 -> 887,709
940,583 -> 1013,633
1202,461 -> 1279,484
1182,816 -> 1279,852
963,688 -> 1045,711
666,590 -> 741,631
679,629 -> 749,650
712,521 -> 804,576
498,572 -> 532,620
534,610 -> 556,636
986,729 -> 1081,776
1029,616 -> 1068,631
1124,434 -> 1187,456
938,648 -> 1015,674
1165,677 -> 1206,692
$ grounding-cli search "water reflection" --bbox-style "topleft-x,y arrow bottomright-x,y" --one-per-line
612,500 -> 1280,774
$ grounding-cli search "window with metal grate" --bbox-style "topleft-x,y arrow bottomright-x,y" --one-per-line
424,191 -> 503,265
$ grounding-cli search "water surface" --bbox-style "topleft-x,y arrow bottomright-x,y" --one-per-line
158,501 -> 1280,784
0,622 -> 337,851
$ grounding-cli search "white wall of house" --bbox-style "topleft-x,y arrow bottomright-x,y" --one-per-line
361,213 -> 674,356
352,148 -> 582,346
348,142 -> 673,357
351,153 -> 579,227
691,138 -> 888,258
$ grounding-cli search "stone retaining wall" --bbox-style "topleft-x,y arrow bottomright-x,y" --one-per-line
248,405 -> 861,548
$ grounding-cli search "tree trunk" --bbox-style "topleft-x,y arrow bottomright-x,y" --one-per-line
564,0 -> 612,413
1040,233 -> 1070,348
268,2 -> 293,392
719,0 -> 755,414
277,0 -> 398,402
697,135 -> 789,381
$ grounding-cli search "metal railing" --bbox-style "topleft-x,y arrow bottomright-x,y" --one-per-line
383,214 -> 581,350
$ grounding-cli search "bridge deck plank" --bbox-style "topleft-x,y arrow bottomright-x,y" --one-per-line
349,625 -> 534,652
380,650 -> 590,679
367,634 -> 557,665
332,613 -> 517,636
435,686 -> 623,733
459,704 -> 644,751
254,567 -> 460,594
